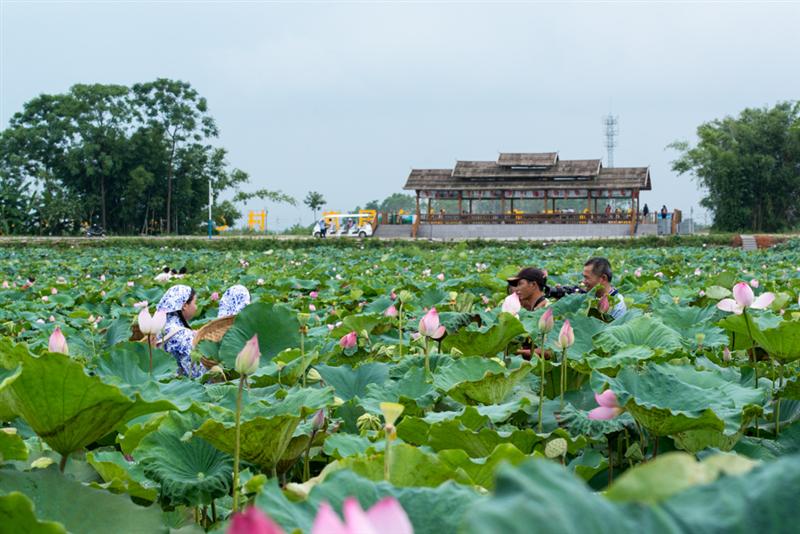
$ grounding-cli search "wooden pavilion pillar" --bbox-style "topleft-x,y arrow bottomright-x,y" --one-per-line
457,191 -> 463,221
543,190 -> 548,214
415,191 -> 420,221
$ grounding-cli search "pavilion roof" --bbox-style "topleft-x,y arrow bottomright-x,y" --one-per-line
403,160 -> 651,191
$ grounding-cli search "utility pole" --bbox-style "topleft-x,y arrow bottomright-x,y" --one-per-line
604,114 -> 618,168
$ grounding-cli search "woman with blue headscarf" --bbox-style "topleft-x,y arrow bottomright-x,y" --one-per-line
156,284 -> 203,378
217,285 -> 251,318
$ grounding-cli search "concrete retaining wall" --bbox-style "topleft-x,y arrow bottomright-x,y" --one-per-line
415,223 -> 633,240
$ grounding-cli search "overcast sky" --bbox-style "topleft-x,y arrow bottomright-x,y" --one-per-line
2,1 -> 798,229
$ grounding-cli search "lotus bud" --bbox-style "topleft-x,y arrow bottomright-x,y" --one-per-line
50,287 -> 58,295
750,279 -> 759,288
210,291 -> 220,302
538,308 -> 554,333
308,304 -> 316,312
598,294 -> 610,314
557,319 -> 574,349
390,291 -> 397,300
501,293 -> 521,316
436,273 -> 445,281
309,291 -> 318,299
311,409 -> 325,432
544,438 -> 567,459
339,331 -> 357,350
418,308 -> 446,339
1,281 -> 8,288
723,346 -> 731,362
733,282 -> 755,307
235,334 -> 261,375
306,368 -> 322,382
384,305 -> 398,317
48,326 -> 68,354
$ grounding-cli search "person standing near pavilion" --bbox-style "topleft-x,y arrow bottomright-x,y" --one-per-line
642,203 -> 649,222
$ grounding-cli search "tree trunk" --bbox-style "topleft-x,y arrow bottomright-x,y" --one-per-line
166,139 -> 176,234
100,177 -> 107,230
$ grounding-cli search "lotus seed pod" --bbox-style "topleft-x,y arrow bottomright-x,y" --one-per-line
545,438 -> 568,459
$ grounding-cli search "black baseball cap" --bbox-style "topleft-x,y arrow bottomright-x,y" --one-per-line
507,267 -> 545,285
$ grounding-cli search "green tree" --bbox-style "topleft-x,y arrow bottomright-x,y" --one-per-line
132,79 -> 218,233
670,101 -> 800,232
379,193 -> 416,213
303,191 -> 326,221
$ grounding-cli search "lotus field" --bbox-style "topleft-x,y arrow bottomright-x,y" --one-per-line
2,240 -> 800,533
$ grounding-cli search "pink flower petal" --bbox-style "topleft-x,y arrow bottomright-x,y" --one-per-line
751,292 -> 775,309
732,282 -> 754,307
594,390 -> 618,408
433,326 -> 446,339
588,406 -> 621,420
342,498 -> 380,534
716,299 -> 742,314
227,506 -> 285,534
311,502 -> 349,534
365,498 -> 414,534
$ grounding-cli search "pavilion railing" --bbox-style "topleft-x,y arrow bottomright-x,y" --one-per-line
418,213 -> 635,225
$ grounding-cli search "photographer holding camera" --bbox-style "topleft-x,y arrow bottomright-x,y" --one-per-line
506,267 -> 550,311
582,257 -> 626,320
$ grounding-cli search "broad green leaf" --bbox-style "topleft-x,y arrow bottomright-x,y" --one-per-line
0,351 -> 176,456
433,357 -> 532,405
0,429 -> 28,461
593,316 -> 683,354
752,321 -> 800,363
86,450 -> 159,502
0,468 -> 168,533
437,443 -> 530,489
218,302 -> 300,368
136,412 -> 233,507
315,363 -> 389,401
0,492 -> 66,534
441,313 -> 526,357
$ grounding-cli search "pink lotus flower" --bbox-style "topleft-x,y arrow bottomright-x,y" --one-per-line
390,292 -> 397,300
598,294 -> 610,314
1,281 -> 9,289
127,281 -> 135,287
501,293 -> 521,316
257,278 -> 265,286
48,326 -> 68,354
699,290 -> 706,297
327,324 -> 335,331
694,268 -> 702,276
436,273 -> 445,281
50,287 -> 58,295
100,290 -> 106,297
555,319 -> 574,350
227,506 -> 285,534
48,315 -> 55,322
384,305 -> 398,317
538,308 -> 554,333
138,308 -> 167,335
481,295 -> 490,305
418,308 -> 445,339
339,331 -> 357,350
41,296 -> 49,302
309,291 -> 319,299
717,282 -> 775,315
210,292 -> 220,302
749,279 -> 759,288
311,497 -> 413,534
588,390 -> 622,420
235,335 -> 261,375
634,268 -> 642,278
309,304 -> 317,312
100,274 -> 106,282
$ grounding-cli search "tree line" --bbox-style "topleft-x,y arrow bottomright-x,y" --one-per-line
670,101 -> 800,233
0,79 -> 293,236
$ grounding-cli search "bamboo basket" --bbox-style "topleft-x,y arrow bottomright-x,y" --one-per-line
192,315 -> 236,348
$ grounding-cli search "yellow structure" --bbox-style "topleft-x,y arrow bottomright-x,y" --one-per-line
248,210 -> 266,231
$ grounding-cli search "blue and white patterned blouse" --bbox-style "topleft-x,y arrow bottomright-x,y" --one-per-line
162,314 -> 204,378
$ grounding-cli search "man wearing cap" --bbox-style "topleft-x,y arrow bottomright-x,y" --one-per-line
507,267 -> 550,311
583,257 -> 626,320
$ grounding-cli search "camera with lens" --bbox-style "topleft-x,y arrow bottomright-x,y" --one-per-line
545,285 -> 586,300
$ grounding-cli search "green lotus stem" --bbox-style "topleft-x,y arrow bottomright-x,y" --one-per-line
776,363 -> 783,436
559,348 -> 567,410
424,337 -> 431,375
232,376 -> 245,512
300,331 -> 306,387
59,454 -> 68,473
148,334 -> 153,376
742,310 -> 758,388
538,333 -> 546,432
384,428 -> 392,481
398,302 -> 403,358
